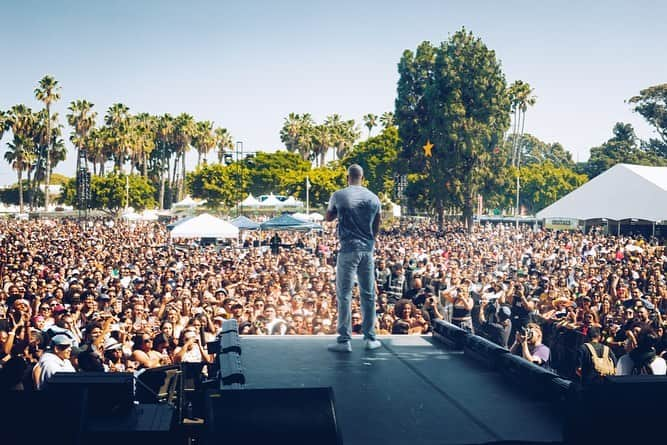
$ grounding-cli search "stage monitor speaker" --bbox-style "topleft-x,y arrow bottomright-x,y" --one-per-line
45,372 -> 134,417
0,389 -> 87,445
564,375 -> 667,444
205,387 -> 342,445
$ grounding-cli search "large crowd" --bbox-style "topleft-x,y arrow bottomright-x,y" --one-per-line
0,216 -> 665,391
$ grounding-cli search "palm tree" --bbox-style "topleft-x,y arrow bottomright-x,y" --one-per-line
215,127 -> 233,163
193,120 -> 216,166
5,105 -> 36,213
34,75 -> 61,210
0,110 -> 9,141
30,110 -> 64,208
156,114 -> 175,208
336,119 -> 360,160
173,113 -> 196,200
132,113 -> 156,177
363,113 -> 377,138
280,113 -> 315,162
104,103 -> 131,170
380,112 -> 394,129
507,80 -> 536,219
67,100 -> 97,173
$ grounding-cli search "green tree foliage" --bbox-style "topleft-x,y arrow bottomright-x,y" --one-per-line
243,151 -> 311,196
186,163 -> 248,208
342,126 -> 400,198
280,166 -> 346,208
395,29 -> 511,229
585,122 -> 667,178
61,172 -> 155,211
629,83 -> 667,157
503,133 -> 574,167
507,162 -> 587,213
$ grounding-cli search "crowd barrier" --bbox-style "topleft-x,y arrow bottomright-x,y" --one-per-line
432,320 -> 572,403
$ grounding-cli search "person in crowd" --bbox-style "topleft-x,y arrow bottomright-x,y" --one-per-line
510,323 -> 551,368
478,300 -> 512,348
36,334 -> 76,389
576,326 -> 617,384
616,327 -> 667,375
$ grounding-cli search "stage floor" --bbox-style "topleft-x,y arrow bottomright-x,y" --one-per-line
240,335 -> 562,445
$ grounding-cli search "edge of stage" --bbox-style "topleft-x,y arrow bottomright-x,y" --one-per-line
240,335 -> 562,445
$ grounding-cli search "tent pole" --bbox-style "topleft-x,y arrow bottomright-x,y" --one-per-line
653,222 -> 656,237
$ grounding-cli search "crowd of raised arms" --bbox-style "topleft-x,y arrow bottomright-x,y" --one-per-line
0,217 -> 665,390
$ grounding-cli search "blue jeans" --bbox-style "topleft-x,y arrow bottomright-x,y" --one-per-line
335,250 -> 376,343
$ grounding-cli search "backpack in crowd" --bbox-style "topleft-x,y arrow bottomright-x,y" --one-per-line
584,343 -> 615,376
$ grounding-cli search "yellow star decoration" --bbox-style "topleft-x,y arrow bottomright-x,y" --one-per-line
422,140 -> 434,157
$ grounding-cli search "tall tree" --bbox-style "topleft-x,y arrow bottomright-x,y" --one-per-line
396,29 -> 510,230
214,127 -> 233,163
363,113 -> 378,138
584,122 -> 667,178
5,105 -> 36,212
193,120 -> 216,166
395,30 -> 511,230
280,113 -> 315,161
173,113 -> 196,200
380,111 -> 394,129
342,126 -> 400,197
67,100 -> 97,173
104,103 -> 131,170
34,75 -> 61,210
629,84 -> 667,158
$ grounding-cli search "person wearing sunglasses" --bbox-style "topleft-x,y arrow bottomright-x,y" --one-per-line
35,334 -> 75,389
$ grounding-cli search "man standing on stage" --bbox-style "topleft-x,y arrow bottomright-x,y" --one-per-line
326,164 -> 382,352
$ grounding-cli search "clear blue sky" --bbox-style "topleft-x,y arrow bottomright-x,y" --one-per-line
1,0 -> 666,185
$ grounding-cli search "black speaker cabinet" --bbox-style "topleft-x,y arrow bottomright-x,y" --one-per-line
564,375 -> 667,444
0,389 -> 87,445
45,372 -> 134,417
205,387 -> 342,445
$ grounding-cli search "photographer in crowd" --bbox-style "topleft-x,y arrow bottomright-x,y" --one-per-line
510,323 -> 551,368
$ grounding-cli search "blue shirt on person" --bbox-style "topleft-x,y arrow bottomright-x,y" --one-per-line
327,185 -> 381,253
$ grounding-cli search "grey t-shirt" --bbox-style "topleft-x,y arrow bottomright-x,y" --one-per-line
327,185 -> 381,253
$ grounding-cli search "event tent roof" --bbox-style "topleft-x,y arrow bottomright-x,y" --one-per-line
281,196 -> 303,207
170,213 -> 239,238
259,194 -> 283,207
292,212 -> 324,222
230,215 -> 261,230
259,214 -> 322,231
536,164 -> 667,222
240,194 -> 260,208
173,195 -> 206,208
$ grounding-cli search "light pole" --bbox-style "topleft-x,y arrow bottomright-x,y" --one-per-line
235,141 -> 243,216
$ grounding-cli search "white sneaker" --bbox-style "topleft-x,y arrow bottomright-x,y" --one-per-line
327,341 -> 352,353
364,339 -> 382,350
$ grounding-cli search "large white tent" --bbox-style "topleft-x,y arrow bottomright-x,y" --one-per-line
239,193 -> 260,208
536,164 -> 667,222
259,194 -> 283,207
170,213 -> 239,239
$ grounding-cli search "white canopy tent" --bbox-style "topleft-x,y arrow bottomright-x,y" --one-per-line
172,195 -> 206,208
239,193 -> 260,208
281,196 -> 303,207
169,213 -> 239,239
259,194 -> 283,207
536,164 -> 667,222
292,212 -> 324,222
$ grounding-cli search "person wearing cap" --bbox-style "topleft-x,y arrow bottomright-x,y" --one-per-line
103,337 -> 126,372
326,164 -> 382,352
36,334 -> 76,389
478,299 -> 512,349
